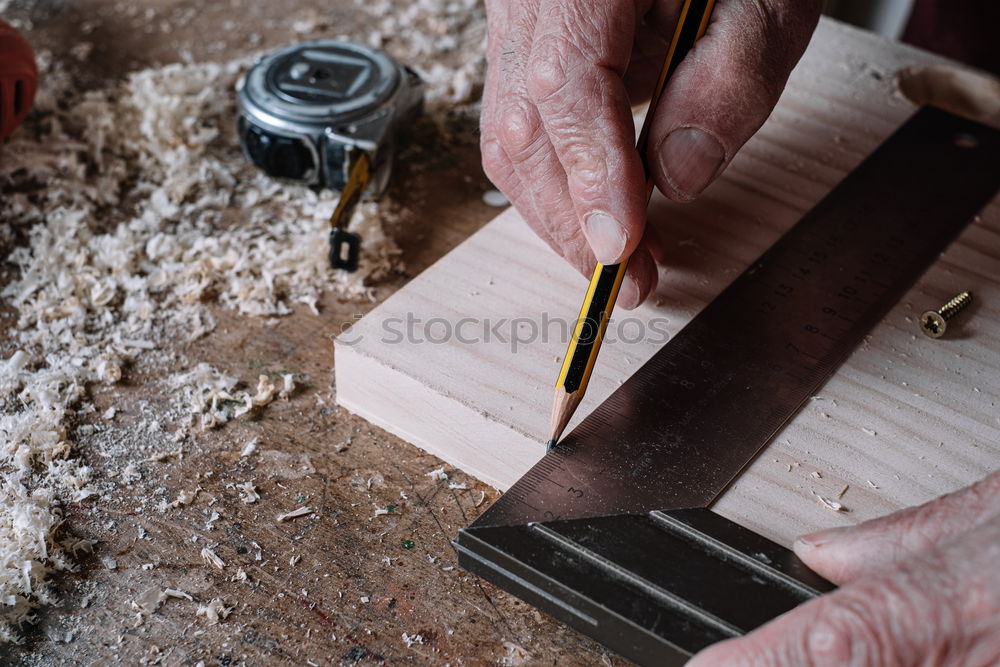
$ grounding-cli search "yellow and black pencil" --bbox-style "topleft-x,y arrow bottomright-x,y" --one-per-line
548,0 -> 717,450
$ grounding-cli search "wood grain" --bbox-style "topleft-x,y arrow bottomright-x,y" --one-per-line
336,18 -> 1000,547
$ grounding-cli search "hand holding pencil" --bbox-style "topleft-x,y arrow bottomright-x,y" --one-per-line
480,0 -> 821,308
478,0 -> 820,445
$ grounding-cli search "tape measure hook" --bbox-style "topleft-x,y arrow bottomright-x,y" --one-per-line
328,228 -> 362,272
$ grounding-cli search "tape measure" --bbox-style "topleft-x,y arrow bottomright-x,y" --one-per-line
457,107 -> 1000,664
0,19 -> 37,142
236,40 -> 423,271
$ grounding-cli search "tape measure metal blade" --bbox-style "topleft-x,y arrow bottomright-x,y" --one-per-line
476,106 -> 1000,529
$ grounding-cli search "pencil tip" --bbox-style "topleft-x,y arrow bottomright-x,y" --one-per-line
546,439 -> 556,452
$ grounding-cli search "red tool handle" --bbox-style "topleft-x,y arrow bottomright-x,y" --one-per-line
0,18 -> 37,141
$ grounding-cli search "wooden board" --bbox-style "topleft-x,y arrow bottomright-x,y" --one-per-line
336,18 -> 1000,547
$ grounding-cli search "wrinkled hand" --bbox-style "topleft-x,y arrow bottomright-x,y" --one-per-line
480,1 -> 820,308
690,471 -> 1000,666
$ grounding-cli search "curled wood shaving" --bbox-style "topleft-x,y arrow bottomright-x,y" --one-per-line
276,506 -> 313,523
238,481 -> 259,505
200,547 -> 226,570
195,598 -> 232,625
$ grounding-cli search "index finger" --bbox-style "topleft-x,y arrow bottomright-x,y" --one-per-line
524,0 -> 650,266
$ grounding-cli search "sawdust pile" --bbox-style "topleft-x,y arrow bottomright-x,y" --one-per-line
0,53 -> 370,641
294,0 -> 487,107
0,0 -> 487,643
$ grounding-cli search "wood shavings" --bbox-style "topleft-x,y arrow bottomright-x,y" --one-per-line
240,438 -> 258,458
818,497 -> 845,511
195,598 -> 232,625
61,538 -> 94,556
238,481 -> 259,504
145,448 -> 184,463
170,488 -> 199,508
200,547 -> 226,570
279,374 -> 295,399
134,588 -> 166,615
133,587 -> 192,614
172,366 -> 292,426
425,466 -> 448,482
235,375 -> 280,416
120,463 -> 141,484
812,492 -> 847,512
0,477 -> 67,640
0,0 -> 469,639
276,506 -> 313,522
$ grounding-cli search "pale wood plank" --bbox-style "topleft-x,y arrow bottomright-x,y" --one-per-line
336,19 -> 1000,546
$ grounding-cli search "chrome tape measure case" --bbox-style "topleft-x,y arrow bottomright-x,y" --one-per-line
237,40 -> 423,270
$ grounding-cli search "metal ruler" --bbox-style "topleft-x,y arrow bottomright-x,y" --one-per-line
456,107 -> 1000,665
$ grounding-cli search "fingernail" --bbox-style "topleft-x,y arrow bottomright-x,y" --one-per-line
795,526 -> 849,553
619,275 -> 643,310
657,128 -> 726,200
584,212 -> 627,264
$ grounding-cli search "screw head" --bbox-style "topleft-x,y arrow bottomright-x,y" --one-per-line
920,310 -> 947,338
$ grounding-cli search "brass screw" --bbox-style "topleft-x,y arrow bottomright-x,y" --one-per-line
919,291 -> 973,338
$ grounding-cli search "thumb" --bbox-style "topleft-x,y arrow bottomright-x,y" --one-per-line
794,470 -> 1000,585
648,0 -> 821,201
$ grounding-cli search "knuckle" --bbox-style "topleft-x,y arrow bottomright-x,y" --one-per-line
562,141 -> 609,197
525,35 -> 579,105
495,100 -> 543,158
802,602 -> 869,664
804,590 -> 896,665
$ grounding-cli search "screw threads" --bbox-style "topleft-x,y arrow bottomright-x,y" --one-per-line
938,291 -> 973,321
919,291 -> 974,338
